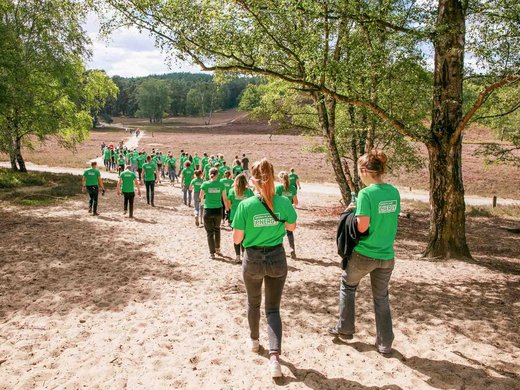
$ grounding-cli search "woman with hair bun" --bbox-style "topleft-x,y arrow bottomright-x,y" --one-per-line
329,149 -> 400,356
232,159 -> 297,378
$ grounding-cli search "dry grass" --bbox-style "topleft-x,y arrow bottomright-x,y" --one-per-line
1,112 -> 519,198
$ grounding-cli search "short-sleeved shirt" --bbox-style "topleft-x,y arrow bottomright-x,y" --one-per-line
288,173 -> 299,187
219,165 -> 231,175
228,187 -> 254,221
181,167 -> 195,187
232,195 -> 297,248
233,165 -> 243,176
137,155 -> 146,168
191,177 -> 204,192
142,162 -> 157,181
220,178 -> 234,195
275,184 -> 297,203
120,170 -> 136,193
201,157 -> 209,167
117,157 -> 125,166
83,168 -> 101,186
201,180 -> 226,209
355,183 -> 400,260
203,164 -> 211,179
103,149 -> 111,160
168,157 -> 176,168
241,157 -> 249,170
193,156 -> 200,166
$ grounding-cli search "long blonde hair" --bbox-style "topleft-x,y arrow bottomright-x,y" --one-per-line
251,158 -> 276,209
278,171 -> 290,191
233,174 -> 248,197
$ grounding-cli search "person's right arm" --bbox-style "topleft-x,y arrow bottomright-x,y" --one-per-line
82,176 -> 86,193
355,191 -> 370,233
117,179 -> 122,196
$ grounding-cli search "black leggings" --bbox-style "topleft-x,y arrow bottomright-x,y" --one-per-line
203,208 -> 222,254
86,186 -> 99,214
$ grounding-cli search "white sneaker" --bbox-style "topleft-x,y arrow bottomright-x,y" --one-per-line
247,338 -> 259,352
270,359 -> 282,378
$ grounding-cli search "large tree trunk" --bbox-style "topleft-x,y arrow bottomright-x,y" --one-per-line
10,153 -> 18,170
424,0 -> 471,259
14,137 -> 27,172
314,93 -> 350,204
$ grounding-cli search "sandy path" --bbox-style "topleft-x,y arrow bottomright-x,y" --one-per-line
0,178 -> 519,389
88,130 -> 146,166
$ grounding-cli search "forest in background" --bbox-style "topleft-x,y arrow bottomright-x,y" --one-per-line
99,73 -> 261,123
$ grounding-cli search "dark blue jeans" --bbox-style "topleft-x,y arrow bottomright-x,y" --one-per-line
243,244 -> 287,354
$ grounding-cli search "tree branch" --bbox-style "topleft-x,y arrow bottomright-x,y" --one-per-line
474,101 -> 520,121
452,74 -> 520,145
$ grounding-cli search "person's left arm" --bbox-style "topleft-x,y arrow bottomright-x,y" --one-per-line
233,229 -> 244,245
98,176 -> 105,192
82,175 -> 86,193
222,189 -> 229,210
134,179 -> 141,197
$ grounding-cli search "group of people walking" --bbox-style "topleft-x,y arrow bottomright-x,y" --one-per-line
83,146 -> 400,379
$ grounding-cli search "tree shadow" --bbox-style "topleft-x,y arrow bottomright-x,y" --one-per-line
0,209 -> 195,320
295,257 -> 340,268
131,217 -> 158,224
298,219 -> 338,231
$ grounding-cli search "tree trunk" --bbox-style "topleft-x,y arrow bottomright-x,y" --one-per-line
10,153 -> 18,170
314,93 -> 350,204
14,137 -> 27,173
424,0 -> 471,259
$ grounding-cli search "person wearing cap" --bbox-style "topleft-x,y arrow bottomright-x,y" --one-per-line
82,161 -> 105,216
117,165 -> 141,218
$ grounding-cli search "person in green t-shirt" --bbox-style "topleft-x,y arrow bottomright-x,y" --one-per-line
232,159 -> 243,177
103,148 -> 111,171
203,162 -> 211,180
329,149 -> 400,357
219,161 -> 231,178
142,156 -> 158,206
180,160 -> 195,207
130,151 -> 138,173
220,170 -> 234,226
200,167 -> 229,258
288,168 -> 301,192
117,154 -> 125,176
231,159 -> 297,378
166,153 -> 177,185
201,153 -> 209,170
225,174 -> 254,262
117,165 -> 141,218
82,161 -> 105,216
193,153 -> 201,170
275,171 -> 299,259
137,152 -> 146,182
189,170 -> 205,226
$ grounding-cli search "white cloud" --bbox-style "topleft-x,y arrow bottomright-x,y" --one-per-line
84,13 -> 202,77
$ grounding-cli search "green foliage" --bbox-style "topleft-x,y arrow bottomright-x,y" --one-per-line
135,79 -> 172,122
0,0 -> 117,170
0,170 -> 46,188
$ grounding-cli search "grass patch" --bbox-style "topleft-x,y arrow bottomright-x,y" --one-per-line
0,168 -> 115,206
466,205 -> 520,219
303,143 -> 328,154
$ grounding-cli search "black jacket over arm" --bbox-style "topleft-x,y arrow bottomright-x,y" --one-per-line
336,210 -> 369,270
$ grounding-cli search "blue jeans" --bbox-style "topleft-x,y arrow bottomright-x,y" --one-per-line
194,192 -> 201,215
183,186 -> 192,206
243,244 -> 287,354
337,251 -> 395,349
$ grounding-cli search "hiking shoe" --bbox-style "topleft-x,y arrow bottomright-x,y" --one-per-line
92,212 -> 99,216
375,342 -> 392,356
210,253 -> 216,260
195,217 -> 199,227
328,327 -> 354,340
124,209 -> 127,215
215,249 -> 222,256
290,251 -> 296,259
270,359 -> 282,378
247,338 -> 260,352
88,207 -> 92,213
236,255 -> 241,263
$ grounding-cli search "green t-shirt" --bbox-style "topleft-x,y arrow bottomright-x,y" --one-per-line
275,184 -> 297,203
191,177 -> 204,192
233,165 -> 243,176
103,149 -> 111,160
228,187 -> 254,221
130,155 -> 137,164
203,164 -> 211,179
142,162 -> 157,182
120,170 -> 136,193
354,183 -> 400,260
219,165 -> 231,175
220,178 -> 234,195
201,180 -> 225,209
201,157 -> 209,167
193,156 -> 200,166
117,157 -> 125,166
232,195 -> 297,248
137,155 -> 146,169
181,167 -> 195,186
168,157 -> 176,168
83,168 -> 101,186
288,173 -> 299,188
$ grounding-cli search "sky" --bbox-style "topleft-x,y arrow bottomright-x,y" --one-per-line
84,13 -> 201,78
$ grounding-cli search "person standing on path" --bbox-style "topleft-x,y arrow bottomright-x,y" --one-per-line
137,152 -> 146,182
117,165 -> 141,218
103,147 -> 111,172
167,153 -> 177,185
241,153 -> 250,179
82,162 -> 105,216
220,170 -> 234,225
329,149 -> 400,356
276,171 -> 299,259
142,156 -> 158,207
226,174 -> 254,262
232,159 -> 297,378
181,160 -> 195,207
200,167 -> 229,259
288,168 -> 301,192
190,170 -> 204,226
